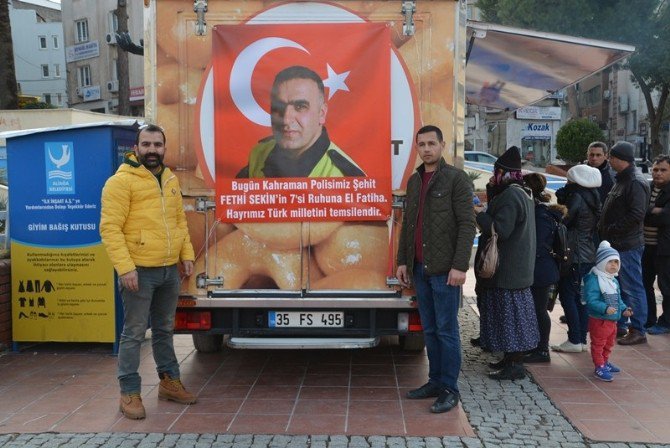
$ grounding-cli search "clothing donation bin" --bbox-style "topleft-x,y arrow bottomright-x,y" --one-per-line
5,121 -> 138,350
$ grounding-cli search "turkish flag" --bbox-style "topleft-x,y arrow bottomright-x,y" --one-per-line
212,23 -> 392,222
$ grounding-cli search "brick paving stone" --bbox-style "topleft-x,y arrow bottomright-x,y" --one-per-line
327,435 -> 349,448
461,438 -> 482,448
348,436 -> 369,448
102,437 -> 124,447
387,437 -> 407,447
137,442 -> 158,448
366,436 -> 387,448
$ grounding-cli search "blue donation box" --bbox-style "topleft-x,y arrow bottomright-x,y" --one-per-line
6,122 -> 137,343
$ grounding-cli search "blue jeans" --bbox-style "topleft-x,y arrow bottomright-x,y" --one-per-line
412,264 -> 461,393
118,265 -> 181,394
558,263 -> 592,345
618,246 -> 648,334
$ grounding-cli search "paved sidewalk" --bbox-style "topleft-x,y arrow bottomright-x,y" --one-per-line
1,270 -> 669,447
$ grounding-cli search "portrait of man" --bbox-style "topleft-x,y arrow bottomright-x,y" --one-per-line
236,65 -> 365,178
212,23 -> 391,222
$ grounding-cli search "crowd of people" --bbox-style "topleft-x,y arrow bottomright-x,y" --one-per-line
102,122 -> 669,420
400,133 -> 669,415
469,141 -> 670,384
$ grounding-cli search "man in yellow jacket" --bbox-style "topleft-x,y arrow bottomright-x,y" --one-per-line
100,124 -> 196,420
237,65 -> 365,178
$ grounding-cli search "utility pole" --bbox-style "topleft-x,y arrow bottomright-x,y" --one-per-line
115,0 -> 130,115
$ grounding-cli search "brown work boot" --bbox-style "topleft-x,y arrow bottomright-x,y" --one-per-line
119,393 -> 146,419
158,374 -> 197,404
618,328 -> 648,346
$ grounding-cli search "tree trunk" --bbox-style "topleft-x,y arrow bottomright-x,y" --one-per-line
116,0 -> 130,116
649,85 -> 668,159
0,0 -> 19,109
632,68 -> 668,159
566,85 -> 580,119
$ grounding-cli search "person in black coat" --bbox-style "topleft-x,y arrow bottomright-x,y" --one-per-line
644,155 -> 670,334
599,141 -> 651,345
552,164 -> 602,353
523,173 -> 567,363
586,141 -> 615,202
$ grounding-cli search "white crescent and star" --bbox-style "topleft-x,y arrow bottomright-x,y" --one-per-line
230,37 -> 309,127
230,37 -> 351,126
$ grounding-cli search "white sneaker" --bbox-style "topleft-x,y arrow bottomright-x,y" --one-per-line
551,340 -> 583,353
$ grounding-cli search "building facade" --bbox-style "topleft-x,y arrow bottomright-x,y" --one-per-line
60,0 -> 144,115
572,65 -> 668,160
9,0 -> 67,107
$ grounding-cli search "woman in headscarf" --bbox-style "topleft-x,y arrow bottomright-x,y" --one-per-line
523,173 -> 568,363
474,146 -> 539,380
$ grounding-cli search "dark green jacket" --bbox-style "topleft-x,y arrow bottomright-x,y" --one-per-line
475,184 -> 536,289
397,159 -> 476,275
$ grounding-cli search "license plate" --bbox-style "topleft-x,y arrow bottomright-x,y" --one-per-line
269,311 -> 344,328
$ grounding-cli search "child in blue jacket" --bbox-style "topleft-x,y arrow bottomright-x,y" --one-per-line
583,241 -> 633,382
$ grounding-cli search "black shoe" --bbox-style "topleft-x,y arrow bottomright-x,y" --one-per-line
524,350 -> 550,364
471,336 -> 491,352
616,327 -> 628,338
489,364 -> 526,380
559,315 -> 567,324
488,357 -> 508,369
406,382 -> 441,399
430,389 -> 459,414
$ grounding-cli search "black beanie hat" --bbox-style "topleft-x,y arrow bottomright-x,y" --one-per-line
610,141 -> 635,163
495,146 -> 522,172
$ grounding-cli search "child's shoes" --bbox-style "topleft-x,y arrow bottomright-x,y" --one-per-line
594,365 -> 613,382
605,361 -> 620,373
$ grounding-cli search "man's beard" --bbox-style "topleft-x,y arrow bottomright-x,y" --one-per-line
139,153 -> 163,170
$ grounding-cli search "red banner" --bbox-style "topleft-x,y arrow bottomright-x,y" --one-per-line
212,23 -> 391,222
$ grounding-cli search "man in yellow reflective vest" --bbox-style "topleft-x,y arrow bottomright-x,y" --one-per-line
237,65 -> 365,178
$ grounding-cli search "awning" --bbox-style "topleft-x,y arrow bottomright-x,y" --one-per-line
466,21 -> 635,111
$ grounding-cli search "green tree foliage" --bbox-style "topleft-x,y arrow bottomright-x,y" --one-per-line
476,0 -> 670,157
0,0 -> 19,109
556,119 -> 605,163
21,101 -> 57,110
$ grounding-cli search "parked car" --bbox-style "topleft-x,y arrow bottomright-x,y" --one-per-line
464,151 -> 498,164
635,158 -> 652,180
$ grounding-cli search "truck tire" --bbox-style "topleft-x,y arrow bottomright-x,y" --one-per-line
400,334 -> 425,351
192,334 -> 223,353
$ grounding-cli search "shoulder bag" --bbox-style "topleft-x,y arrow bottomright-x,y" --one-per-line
476,223 -> 498,279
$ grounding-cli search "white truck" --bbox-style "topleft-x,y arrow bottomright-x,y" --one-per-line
141,0 -> 632,351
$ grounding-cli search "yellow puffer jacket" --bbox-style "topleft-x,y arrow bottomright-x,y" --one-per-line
100,153 -> 195,276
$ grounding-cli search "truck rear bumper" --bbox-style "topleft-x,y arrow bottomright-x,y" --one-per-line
175,296 -> 422,349
227,336 -> 379,349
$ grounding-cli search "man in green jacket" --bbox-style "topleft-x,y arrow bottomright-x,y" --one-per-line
237,65 -> 365,178
397,125 -> 476,413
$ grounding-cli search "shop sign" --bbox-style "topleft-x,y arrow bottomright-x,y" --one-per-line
81,86 -> 101,102
66,41 -> 100,62
521,122 -> 552,137
516,106 -> 561,120
130,86 -> 144,102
